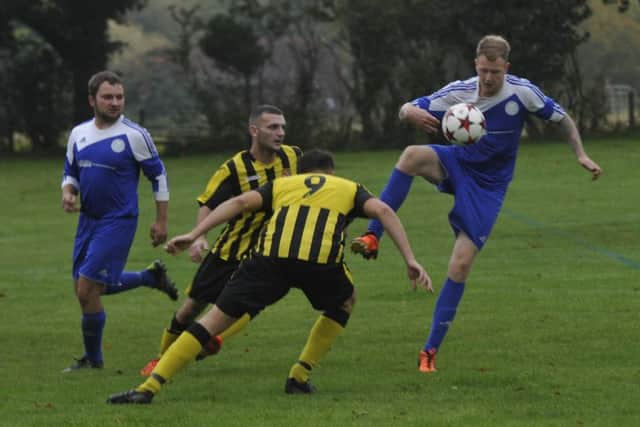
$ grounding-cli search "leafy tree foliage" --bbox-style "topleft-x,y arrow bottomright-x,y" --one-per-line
200,14 -> 266,108
165,0 -> 338,149
163,4 -> 248,150
200,15 -> 266,77
0,0 -> 146,152
6,28 -> 72,151
12,0 -> 147,123
227,0 -> 336,146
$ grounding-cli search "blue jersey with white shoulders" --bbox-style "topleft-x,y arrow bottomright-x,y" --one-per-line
412,74 -> 566,185
61,115 -> 169,219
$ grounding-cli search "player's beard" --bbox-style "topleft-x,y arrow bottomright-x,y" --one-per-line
95,107 -> 122,126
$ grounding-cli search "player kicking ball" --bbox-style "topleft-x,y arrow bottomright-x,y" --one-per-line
351,34 -> 601,373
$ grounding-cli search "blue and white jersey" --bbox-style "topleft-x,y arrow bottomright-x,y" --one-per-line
61,115 -> 169,219
412,74 -> 566,184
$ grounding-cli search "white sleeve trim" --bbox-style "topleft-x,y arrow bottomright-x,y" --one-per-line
155,191 -> 170,202
154,174 -> 170,201
61,176 -> 79,190
549,109 -> 566,122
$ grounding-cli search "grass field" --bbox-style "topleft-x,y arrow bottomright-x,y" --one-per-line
1,139 -> 639,426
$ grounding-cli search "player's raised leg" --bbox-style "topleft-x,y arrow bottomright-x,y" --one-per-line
351,145 -> 443,259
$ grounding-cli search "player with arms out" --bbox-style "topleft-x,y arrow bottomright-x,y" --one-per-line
107,149 -> 432,404
61,70 -> 177,372
351,35 -> 602,373
139,105 -> 301,376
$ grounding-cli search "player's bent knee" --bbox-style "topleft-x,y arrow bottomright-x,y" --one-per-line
398,145 -> 441,179
397,145 -> 421,171
339,292 -> 356,314
323,308 -> 351,327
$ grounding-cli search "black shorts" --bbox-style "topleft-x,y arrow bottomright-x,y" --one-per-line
215,254 -> 355,319
186,253 -> 240,305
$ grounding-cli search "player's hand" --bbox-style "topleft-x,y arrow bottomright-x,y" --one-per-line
150,221 -> 168,247
188,237 -> 209,263
62,193 -> 79,213
409,108 -> 440,134
578,155 -> 602,181
165,233 -> 196,255
406,259 -> 433,293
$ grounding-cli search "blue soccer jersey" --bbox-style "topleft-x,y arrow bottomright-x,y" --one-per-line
412,74 -> 566,185
61,115 -> 169,219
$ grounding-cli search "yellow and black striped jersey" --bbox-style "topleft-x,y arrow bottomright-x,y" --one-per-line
254,173 -> 374,264
196,145 -> 302,261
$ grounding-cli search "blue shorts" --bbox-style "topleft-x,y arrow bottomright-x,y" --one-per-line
431,145 -> 507,250
72,215 -> 137,285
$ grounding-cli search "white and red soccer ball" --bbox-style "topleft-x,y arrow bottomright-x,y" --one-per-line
441,103 -> 486,146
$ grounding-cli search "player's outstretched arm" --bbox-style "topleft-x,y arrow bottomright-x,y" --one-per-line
188,205 -> 212,263
165,191 -> 263,255
362,198 -> 433,292
556,116 -> 602,180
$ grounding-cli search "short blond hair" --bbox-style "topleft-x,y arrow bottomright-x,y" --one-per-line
476,35 -> 510,62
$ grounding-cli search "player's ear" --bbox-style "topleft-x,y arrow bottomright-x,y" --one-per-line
504,61 -> 511,73
248,124 -> 258,138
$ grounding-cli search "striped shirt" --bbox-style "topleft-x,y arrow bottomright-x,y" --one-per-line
255,173 -> 374,264
197,145 -> 302,261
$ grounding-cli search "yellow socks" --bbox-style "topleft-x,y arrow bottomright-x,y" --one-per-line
158,328 -> 180,356
138,330 -> 202,394
288,314 -> 344,383
218,313 -> 251,341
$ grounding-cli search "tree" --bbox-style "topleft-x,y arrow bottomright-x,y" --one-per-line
12,0 -> 147,124
8,27 -> 72,152
229,0 -> 335,145
328,0 -> 409,147
199,13 -> 267,111
164,1 -> 336,149
0,0 -> 148,152
163,4 -> 249,150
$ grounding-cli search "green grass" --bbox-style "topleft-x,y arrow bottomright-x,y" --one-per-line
1,139 -> 639,426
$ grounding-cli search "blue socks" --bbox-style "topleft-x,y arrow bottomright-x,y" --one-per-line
424,278 -> 465,352
367,168 -> 414,238
104,269 -> 155,295
82,311 -> 106,363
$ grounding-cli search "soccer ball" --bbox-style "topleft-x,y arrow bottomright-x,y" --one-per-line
441,103 -> 486,146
